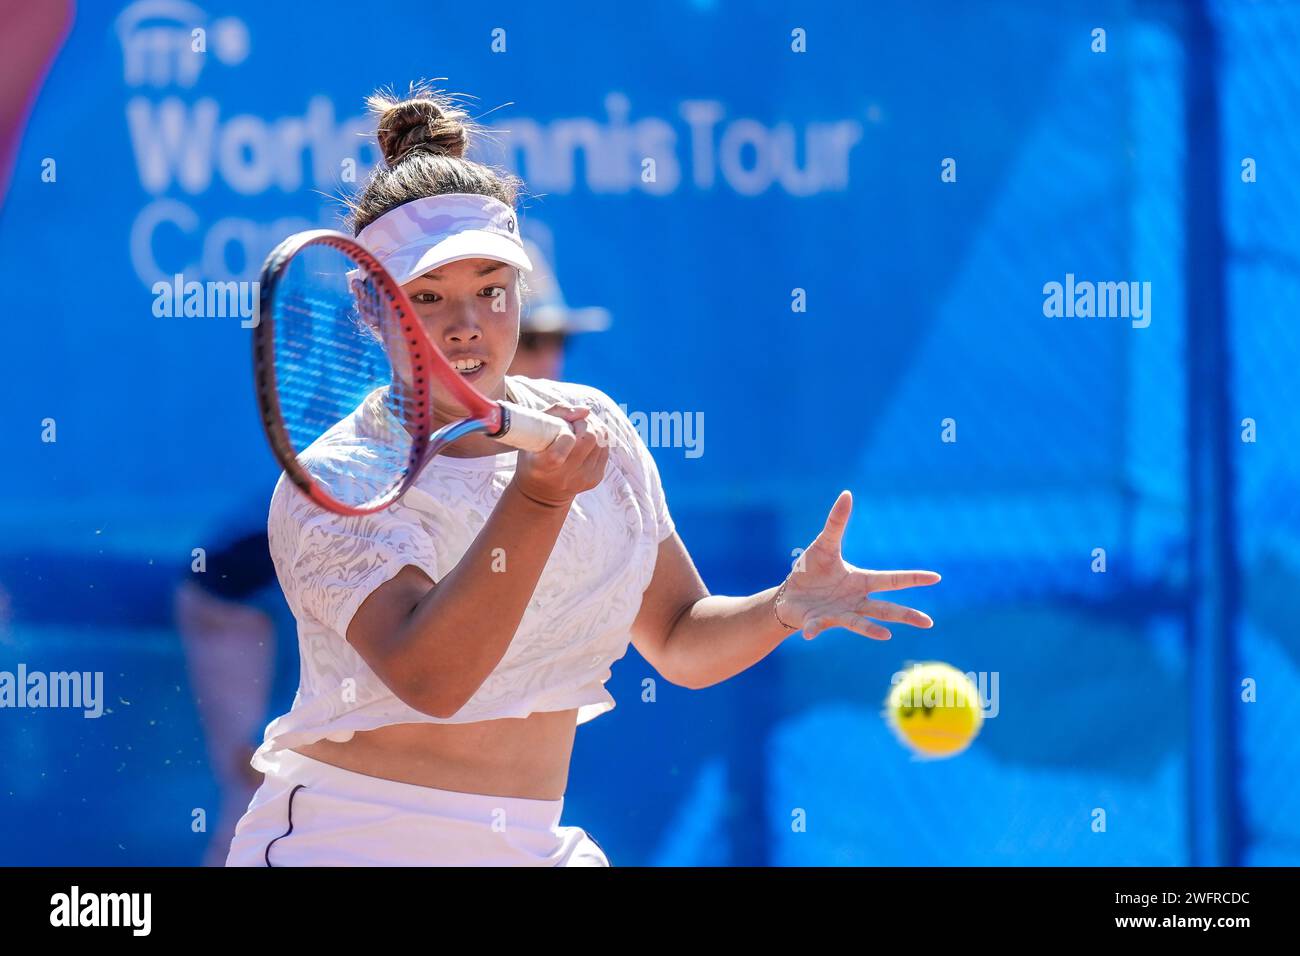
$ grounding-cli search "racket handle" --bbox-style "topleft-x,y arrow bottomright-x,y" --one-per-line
493,401 -> 573,452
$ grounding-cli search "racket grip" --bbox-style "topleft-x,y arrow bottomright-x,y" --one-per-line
494,401 -> 573,452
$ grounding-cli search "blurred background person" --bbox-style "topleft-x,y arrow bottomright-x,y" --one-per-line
173,504 -> 295,867
510,224 -> 611,380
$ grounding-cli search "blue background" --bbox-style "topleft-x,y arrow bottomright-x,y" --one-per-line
1,0 -> 1297,865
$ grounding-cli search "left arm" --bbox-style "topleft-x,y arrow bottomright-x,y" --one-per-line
630,530 -> 789,690
631,491 -> 941,690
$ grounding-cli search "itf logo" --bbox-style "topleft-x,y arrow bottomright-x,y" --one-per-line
116,0 -> 249,89
115,1 -> 371,293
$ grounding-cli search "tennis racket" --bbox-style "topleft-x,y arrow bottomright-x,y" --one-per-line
253,229 -> 571,516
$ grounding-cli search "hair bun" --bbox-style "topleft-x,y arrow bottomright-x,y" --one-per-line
369,85 -> 470,167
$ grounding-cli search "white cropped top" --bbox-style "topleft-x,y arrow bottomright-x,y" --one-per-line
250,375 -> 674,773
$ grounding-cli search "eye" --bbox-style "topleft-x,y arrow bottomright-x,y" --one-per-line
479,285 -> 506,299
410,290 -> 440,304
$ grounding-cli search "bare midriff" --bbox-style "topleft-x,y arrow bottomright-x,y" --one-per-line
291,707 -> 580,801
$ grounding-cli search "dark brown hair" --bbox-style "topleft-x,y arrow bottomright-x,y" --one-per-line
345,82 -> 524,235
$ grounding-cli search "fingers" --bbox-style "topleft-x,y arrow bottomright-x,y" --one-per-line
802,617 -> 830,640
846,615 -> 893,641
534,425 -> 578,469
532,404 -> 609,476
865,569 -> 942,592
513,403 -> 611,506
796,561 -> 941,641
543,402 -> 591,424
565,414 -> 610,469
534,405 -> 586,459
814,490 -> 853,549
801,602 -> 927,640
800,589 -> 936,641
858,597 -> 933,628
587,443 -> 611,483
803,614 -> 891,641
573,421 -> 611,482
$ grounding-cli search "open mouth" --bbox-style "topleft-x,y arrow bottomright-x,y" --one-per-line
450,357 -> 486,376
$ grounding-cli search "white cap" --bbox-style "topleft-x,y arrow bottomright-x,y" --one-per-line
356,192 -> 533,285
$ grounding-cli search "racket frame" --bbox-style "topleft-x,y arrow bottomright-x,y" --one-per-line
255,229 -> 568,516
253,230 -> 439,516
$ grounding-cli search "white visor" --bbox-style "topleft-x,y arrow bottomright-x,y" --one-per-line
356,193 -> 533,286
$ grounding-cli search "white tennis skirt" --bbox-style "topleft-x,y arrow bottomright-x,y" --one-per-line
224,748 -> 611,867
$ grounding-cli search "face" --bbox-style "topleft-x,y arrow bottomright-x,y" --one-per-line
508,331 -> 569,380
401,257 -> 520,420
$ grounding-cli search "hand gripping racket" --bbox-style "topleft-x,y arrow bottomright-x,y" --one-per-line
253,230 -> 571,515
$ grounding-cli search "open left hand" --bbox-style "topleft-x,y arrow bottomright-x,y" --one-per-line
777,490 -> 941,640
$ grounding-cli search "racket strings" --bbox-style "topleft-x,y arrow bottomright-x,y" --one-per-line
271,245 -> 422,509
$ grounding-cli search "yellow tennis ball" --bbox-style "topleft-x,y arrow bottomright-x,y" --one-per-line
885,662 -> 984,758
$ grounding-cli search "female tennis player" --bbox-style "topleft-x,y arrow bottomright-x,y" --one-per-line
225,84 -> 940,867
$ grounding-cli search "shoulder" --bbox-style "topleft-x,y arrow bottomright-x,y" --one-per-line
266,472 -> 315,558
266,468 -> 436,608
508,375 -> 616,413
266,467 -> 403,558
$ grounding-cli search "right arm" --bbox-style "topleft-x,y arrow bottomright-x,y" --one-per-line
344,404 -> 609,718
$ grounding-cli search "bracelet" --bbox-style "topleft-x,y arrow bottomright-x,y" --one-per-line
773,577 -> 800,631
